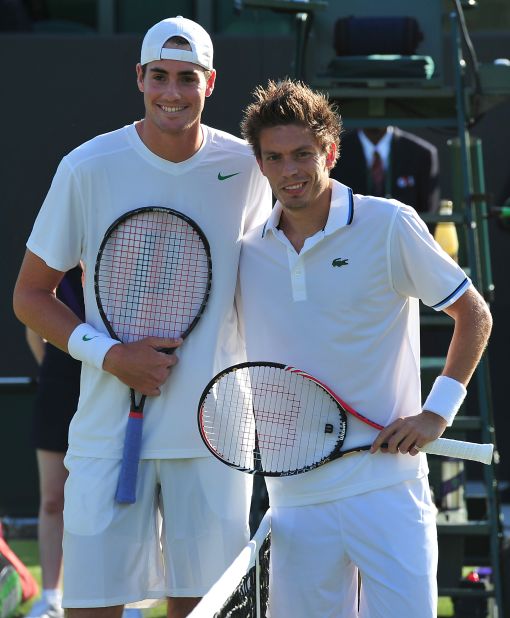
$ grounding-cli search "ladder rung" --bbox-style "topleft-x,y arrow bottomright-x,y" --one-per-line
448,415 -> 482,431
421,357 -> 446,370
420,212 -> 465,224
437,521 -> 491,535
439,587 -> 495,598
420,314 -> 453,326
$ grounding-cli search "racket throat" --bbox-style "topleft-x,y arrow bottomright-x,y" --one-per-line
130,392 -> 146,419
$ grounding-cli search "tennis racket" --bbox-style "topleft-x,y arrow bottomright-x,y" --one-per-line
198,362 -> 494,476
95,207 -> 212,503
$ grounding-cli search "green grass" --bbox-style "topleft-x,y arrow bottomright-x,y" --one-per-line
9,540 -> 41,617
438,597 -> 454,616
9,539 -> 454,617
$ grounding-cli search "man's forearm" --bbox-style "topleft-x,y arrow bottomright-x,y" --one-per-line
14,286 -> 82,353
442,286 -> 492,385
13,250 -> 82,353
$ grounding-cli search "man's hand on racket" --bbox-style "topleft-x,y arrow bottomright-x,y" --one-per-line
103,336 -> 183,395
370,411 -> 448,456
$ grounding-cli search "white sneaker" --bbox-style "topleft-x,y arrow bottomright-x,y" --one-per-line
122,609 -> 143,618
26,598 -> 64,618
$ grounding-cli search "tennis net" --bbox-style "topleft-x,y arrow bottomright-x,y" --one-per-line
189,510 -> 271,618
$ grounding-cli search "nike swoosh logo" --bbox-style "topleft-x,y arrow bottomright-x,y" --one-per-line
82,335 -> 98,342
218,172 -> 241,181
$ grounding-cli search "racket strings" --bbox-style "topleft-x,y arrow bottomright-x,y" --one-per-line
252,381 -> 299,450
201,365 -> 342,473
97,211 -> 210,341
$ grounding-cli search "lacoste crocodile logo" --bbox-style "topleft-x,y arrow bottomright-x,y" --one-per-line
82,334 -> 98,342
332,258 -> 349,268
218,172 -> 241,181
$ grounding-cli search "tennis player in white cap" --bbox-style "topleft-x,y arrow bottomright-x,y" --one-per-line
14,16 -> 271,618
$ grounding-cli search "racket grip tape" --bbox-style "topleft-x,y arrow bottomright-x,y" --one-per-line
420,437 -> 494,465
115,414 -> 143,504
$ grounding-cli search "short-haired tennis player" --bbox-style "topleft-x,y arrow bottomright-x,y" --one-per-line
13,17 -> 271,618
238,79 -> 492,617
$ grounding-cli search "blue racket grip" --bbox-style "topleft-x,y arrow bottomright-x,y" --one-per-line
115,412 -> 143,504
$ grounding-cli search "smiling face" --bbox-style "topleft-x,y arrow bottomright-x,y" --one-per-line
257,123 -> 336,213
136,36 -> 215,156
136,57 -> 215,138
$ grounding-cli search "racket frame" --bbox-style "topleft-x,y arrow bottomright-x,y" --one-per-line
94,206 -> 212,343
94,206 -> 212,503
198,361 -> 494,476
198,361 -> 352,477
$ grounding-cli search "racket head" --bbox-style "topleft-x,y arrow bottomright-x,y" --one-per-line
94,207 -> 212,343
198,361 -> 347,476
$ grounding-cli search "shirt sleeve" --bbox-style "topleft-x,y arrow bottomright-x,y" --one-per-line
26,157 -> 85,272
389,203 -> 471,310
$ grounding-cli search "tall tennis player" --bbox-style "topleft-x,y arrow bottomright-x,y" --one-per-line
13,17 -> 271,618
237,79 -> 492,618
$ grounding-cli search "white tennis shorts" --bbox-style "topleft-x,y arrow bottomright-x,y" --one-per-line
268,477 -> 438,618
62,455 -> 252,608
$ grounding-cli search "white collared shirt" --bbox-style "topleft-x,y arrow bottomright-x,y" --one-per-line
358,127 -> 394,168
237,180 -> 470,507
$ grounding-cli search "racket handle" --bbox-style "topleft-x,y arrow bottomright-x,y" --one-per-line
115,413 -> 143,504
419,437 -> 494,465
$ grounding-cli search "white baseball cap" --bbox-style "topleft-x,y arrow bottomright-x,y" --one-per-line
140,16 -> 214,71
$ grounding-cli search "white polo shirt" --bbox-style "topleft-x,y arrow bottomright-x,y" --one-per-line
237,180 -> 470,507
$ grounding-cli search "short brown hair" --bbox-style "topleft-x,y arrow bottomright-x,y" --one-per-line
241,79 -> 342,164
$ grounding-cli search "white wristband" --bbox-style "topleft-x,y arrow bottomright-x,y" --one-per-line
423,375 -> 467,426
67,323 -> 120,370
